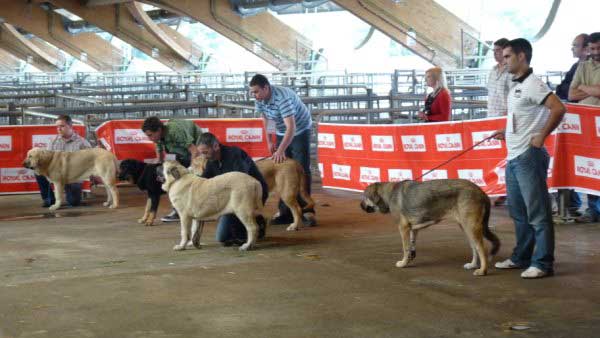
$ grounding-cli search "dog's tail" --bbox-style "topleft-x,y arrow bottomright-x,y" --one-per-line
482,198 -> 501,256
296,161 -> 315,212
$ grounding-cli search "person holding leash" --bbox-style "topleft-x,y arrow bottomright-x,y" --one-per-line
493,38 -> 566,279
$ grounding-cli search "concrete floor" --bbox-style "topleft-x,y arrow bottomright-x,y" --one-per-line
0,185 -> 599,338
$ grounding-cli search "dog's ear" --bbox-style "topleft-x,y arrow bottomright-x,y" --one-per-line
168,166 -> 181,180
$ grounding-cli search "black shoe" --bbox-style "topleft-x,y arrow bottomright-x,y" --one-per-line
161,210 -> 180,222
257,216 -> 267,239
222,239 -> 245,247
302,213 -> 317,227
270,214 -> 293,226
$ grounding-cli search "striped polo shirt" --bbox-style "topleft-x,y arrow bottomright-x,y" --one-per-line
255,85 -> 312,136
505,68 -> 552,160
486,64 -> 513,117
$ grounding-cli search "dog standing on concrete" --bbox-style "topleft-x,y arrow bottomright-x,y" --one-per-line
191,156 -> 315,231
160,161 -> 264,251
118,159 -> 163,226
361,179 -> 500,276
23,147 -> 119,211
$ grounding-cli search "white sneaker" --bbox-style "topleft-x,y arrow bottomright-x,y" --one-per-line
520,266 -> 549,279
494,258 -> 520,269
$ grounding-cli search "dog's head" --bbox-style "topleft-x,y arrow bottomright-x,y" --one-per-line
22,148 -> 53,173
118,159 -> 145,183
190,155 -> 208,176
160,160 -> 189,192
360,183 -> 390,214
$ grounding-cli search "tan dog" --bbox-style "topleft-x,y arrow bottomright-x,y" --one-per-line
160,161 -> 264,251
23,147 -> 119,211
360,180 -> 500,276
191,156 -> 315,231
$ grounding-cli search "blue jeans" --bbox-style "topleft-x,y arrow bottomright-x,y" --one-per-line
585,194 -> 600,219
36,175 -> 82,206
506,147 -> 554,273
215,214 -> 247,243
276,129 -> 313,217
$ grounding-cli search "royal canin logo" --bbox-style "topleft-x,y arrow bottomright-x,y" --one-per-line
342,134 -> 363,150
401,135 -> 426,152
371,135 -> 394,152
472,131 -> 502,150
388,169 -> 413,182
435,133 -> 463,152
556,113 -> 582,134
318,133 -> 336,149
359,167 -> 380,183
114,129 -> 153,144
575,156 -> 600,179
32,135 -> 55,149
0,135 -> 12,151
226,128 -> 263,143
0,168 -> 36,183
332,164 -> 351,180
421,169 -> 448,181
458,169 -> 486,186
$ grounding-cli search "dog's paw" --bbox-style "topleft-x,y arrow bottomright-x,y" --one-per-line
395,260 -> 409,268
286,224 -> 298,231
144,220 -> 154,226
48,204 -> 60,211
103,201 -> 109,207
184,240 -> 201,249
473,268 -> 487,276
463,262 -> 479,270
409,249 -> 416,260
109,204 -> 117,209
137,218 -> 146,224
173,244 -> 186,251
238,243 -> 252,251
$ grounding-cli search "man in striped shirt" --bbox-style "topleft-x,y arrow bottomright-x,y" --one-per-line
493,38 -> 566,279
250,74 -> 316,227
486,38 -> 512,117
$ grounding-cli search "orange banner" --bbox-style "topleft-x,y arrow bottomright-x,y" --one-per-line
95,118 -> 270,162
317,103 -> 599,196
0,125 -> 90,194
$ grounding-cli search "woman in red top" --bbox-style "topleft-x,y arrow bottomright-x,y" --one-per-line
417,67 -> 452,122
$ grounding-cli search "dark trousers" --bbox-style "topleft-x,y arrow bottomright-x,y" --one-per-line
276,129 -> 313,217
36,175 -> 82,206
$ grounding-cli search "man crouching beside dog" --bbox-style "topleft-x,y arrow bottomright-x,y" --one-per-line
361,179 -> 500,276
194,132 -> 268,247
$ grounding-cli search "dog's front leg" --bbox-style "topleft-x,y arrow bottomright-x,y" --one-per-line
138,198 -> 151,224
48,181 -> 63,211
173,213 -> 191,251
144,193 -> 160,226
396,221 -> 412,268
409,230 -> 417,260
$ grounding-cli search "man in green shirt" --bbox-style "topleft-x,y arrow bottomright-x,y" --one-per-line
142,116 -> 202,222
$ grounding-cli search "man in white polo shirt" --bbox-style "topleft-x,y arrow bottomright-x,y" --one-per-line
493,38 -> 566,279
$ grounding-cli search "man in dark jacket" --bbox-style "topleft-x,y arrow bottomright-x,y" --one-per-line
196,132 -> 268,246
555,33 -> 590,101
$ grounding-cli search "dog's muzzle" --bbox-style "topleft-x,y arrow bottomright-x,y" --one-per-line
360,201 -> 376,213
